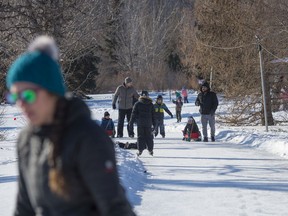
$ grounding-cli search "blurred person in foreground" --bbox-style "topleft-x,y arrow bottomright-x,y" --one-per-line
195,82 -> 218,142
6,35 -> 135,216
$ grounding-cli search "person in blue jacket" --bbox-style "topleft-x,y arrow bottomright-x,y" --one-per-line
153,95 -> 173,138
101,111 -> 116,138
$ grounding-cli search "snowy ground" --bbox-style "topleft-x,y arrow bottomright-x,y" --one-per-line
1,91 -> 288,216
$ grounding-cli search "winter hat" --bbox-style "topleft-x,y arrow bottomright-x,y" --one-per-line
124,77 -> 132,84
6,36 -> 66,96
157,95 -> 163,100
201,82 -> 210,89
141,90 -> 149,97
104,111 -> 110,117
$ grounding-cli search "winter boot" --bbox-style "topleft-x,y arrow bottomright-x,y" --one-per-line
211,136 -> 215,142
136,150 -> 143,156
203,137 -> 208,142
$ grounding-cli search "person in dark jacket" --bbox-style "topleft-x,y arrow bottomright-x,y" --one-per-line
6,36 -> 135,216
182,116 -> 201,141
195,82 -> 219,142
129,91 -> 155,156
101,111 -> 116,137
112,77 -> 139,138
154,95 -> 173,138
172,96 -> 183,122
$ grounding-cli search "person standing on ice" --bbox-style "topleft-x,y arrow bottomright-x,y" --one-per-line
153,94 -> 173,138
112,77 -> 139,138
195,81 -> 218,142
172,96 -> 183,122
6,35 -> 135,216
129,90 -> 155,156
181,86 -> 189,103
100,111 -> 116,138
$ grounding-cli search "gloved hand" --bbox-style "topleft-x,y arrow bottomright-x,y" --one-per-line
112,104 -> 116,109
170,115 -> 173,118
195,101 -> 200,106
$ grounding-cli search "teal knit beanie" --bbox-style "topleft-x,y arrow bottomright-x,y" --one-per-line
6,51 -> 66,96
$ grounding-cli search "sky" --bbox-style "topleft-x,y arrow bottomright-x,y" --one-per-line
1,91 -> 288,216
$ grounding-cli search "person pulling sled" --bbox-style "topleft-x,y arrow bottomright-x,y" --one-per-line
182,116 -> 201,141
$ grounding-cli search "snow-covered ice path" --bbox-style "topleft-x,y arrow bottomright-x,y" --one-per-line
132,135 -> 288,216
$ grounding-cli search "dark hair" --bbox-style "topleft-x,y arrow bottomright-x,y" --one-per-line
141,90 -> 149,97
48,97 -> 70,199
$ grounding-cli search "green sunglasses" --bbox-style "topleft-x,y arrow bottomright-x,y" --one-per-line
6,89 -> 39,104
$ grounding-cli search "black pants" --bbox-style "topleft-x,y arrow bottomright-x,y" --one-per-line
154,118 -> 165,136
117,109 -> 134,137
176,110 -> 182,122
137,126 -> 154,152
184,96 -> 189,103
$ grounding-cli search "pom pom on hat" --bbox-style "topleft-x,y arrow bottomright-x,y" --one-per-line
6,35 -> 66,96
28,35 -> 59,61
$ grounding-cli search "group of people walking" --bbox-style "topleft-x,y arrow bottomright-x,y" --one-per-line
109,77 -> 219,156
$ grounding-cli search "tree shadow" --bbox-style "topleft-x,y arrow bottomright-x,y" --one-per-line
0,175 -> 17,184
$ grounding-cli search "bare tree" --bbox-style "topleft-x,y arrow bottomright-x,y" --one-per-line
0,0 -> 107,93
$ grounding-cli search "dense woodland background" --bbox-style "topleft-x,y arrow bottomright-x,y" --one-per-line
1,0 -> 288,125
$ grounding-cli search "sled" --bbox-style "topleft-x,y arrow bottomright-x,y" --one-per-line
105,130 -> 115,137
116,141 -> 138,149
182,132 -> 201,142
